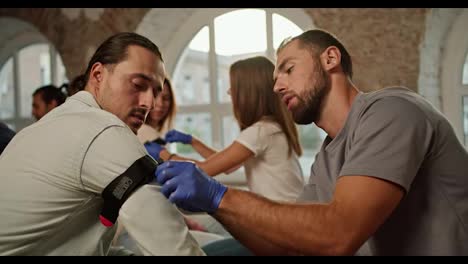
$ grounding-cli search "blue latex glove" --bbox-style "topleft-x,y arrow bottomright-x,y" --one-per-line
155,161 -> 227,214
165,129 -> 192,144
144,142 -> 165,160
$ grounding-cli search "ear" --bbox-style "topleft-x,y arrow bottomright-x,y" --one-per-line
89,62 -> 105,90
45,100 -> 58,112
320,46 -> 341,72
49,100 -> 58,108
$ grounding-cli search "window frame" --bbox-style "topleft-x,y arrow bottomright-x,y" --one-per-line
169,8 -> 313,149
166,9 -> 315,185
441,9 -> 468,146
0,42 -> 66,131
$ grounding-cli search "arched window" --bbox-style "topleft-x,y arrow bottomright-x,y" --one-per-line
171,8 -> 324,180
462,53 -> 468,145
0,43 -> 67,131
441,9 -> 468,148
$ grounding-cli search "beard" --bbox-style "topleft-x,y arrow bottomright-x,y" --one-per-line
292,62 -> 330,125
127,107 -> 149,134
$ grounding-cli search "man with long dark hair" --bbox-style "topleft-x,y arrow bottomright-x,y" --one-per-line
0,32 -> 204,256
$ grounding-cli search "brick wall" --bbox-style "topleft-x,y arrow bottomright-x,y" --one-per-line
0,8 -> 452,96
0,8 -> 150,78
305,8 -> 428,92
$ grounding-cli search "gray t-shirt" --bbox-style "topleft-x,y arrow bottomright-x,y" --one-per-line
298,87 -> 468,255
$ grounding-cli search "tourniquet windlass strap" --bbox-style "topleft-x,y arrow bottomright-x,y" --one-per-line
99,155 -> 164,227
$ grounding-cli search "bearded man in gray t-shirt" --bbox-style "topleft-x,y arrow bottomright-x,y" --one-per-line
151,29 -> 468,256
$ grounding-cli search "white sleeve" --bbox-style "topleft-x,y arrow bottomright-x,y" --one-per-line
235,123 -> 267,156
82,126 -> 205,255
119,184 -> 206,256
81,125 -> 147,193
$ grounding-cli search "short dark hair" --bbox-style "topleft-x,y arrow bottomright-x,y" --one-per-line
83,32 -> 163,84
33,85 -> 66,106
278,29 -> 353,79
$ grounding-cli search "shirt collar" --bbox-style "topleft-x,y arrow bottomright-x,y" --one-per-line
69,90 -> 102,109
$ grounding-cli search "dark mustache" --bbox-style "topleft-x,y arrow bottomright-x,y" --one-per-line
130,108 -> 148,118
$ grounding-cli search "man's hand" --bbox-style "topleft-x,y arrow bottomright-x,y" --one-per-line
165,129 -> 193,144
155,161 -> 227,214
144,142 -> 165,160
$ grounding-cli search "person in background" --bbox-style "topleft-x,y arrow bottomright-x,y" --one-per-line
31,84 -> 67,120
136,77 -> 207,230
147,56 -> 304,203
0,122 -> 15,155
137,77 -> 177,144
112,76 -> 210,252
153,29 -> 468,255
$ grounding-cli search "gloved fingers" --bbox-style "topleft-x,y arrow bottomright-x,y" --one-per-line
168,187 -> 186,204
166,161 -> 196,175
164,130 -> 177,142
168,188 -> 202,213
165,134 -> 177,143
156,161 -> 192,183
177,200 -> 203,213
161,178 -> 178,198
155,161 -> 175,184
143,142 -> 153,149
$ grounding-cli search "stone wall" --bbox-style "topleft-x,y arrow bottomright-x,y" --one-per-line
0,8 -> 150,78
306,8 -> 428,92
0,8 -> 443,94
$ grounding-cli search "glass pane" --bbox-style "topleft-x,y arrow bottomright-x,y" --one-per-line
463,96 -> 468,146
18,44 -> 50,118
55,53 -> 68,86
173,26 -> 210,106
222,115 -> 240,148
215,9 -> 267,103
463,54 -> 468,85
173,113 -> 212,159
297,123 -> 327,181
214,9 -> 267,56
5,122 -> 15,131
0,58 -> 15,119
273,13 -> 303,50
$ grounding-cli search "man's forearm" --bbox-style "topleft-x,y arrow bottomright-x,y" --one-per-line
213,206 -> 291,255
214,188 -> 350,255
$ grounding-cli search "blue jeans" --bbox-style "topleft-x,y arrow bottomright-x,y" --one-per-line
202,237 -> 254,256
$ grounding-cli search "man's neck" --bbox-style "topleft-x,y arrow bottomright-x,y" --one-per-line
315,76 -> 359,139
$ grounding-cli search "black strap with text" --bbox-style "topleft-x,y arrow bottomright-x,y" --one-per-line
99,155 -> 164,227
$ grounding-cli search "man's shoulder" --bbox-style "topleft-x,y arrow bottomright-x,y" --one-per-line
363,86 -> 419,101
354,87 -> 436,130
360,87 -> 429,113
62,91 -> 127,127
51,102 -> 127,132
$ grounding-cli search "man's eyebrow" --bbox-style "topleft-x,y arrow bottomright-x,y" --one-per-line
274,57 -> 293,83
130,73 -> 162,93
131,73 -> 153,82
277,56 -> 293,73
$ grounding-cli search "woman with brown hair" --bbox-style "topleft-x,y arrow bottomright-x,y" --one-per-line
152,56 -> 304,202
137,77 -> 177,143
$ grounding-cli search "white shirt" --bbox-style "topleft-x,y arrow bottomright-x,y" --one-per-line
137,123 -> 164,143
235,119 -> 304,202
0,91 -> 204,256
